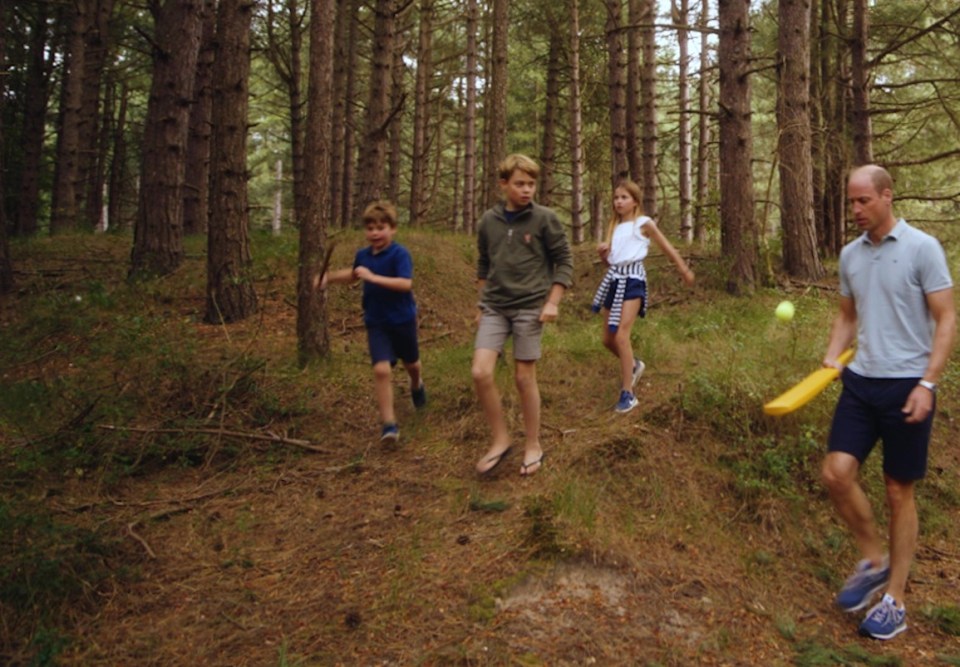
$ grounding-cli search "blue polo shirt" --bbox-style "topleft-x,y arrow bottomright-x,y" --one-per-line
354,242 -> 417,327
840,219 -> 953,378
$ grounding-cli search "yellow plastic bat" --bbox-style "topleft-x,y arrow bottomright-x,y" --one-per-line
763,348 -> 855,416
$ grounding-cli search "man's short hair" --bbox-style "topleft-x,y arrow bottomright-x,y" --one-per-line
362,200 -> 398,228
498,154 -> 540,181
853,164 -> 894,195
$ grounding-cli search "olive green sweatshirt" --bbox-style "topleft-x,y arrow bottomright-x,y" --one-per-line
476,202 -> 574,311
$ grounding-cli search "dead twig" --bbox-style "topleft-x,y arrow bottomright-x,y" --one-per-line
126,506 -> 193,559
97,424 -> 330,453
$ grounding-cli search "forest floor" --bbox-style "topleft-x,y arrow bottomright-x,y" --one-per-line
2,230 -> 960,666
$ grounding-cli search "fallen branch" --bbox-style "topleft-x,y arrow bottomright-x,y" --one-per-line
98,424 -> 329,453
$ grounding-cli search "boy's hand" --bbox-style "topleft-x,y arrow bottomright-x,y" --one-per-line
354,266 -> 373,282
680,267 -> 695,286
539,301 -> 559,323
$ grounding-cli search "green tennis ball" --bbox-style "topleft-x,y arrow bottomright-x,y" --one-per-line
775,300 -> 795,322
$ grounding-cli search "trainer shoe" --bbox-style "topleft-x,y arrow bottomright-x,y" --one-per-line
412,383 -> 427,409
859,594 -> 907,640
615,390 -> 639,414
836,557 -> 890,612
380,423 -> 400,442
631,358 -> 646,388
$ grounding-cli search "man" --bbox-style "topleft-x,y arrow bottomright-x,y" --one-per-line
822,164 -> 956,639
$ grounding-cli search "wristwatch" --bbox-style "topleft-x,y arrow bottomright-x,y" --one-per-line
918,379 -> 937,393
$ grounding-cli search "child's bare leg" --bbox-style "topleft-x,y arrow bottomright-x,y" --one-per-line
403,359 -> 423,391
473,348 -> 510,472
515,360 -> 543,473
373,361 -> 395,424
614,300 -> 642,391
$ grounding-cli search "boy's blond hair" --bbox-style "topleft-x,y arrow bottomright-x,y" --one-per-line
498,154 -> 540,181
362,200 -> 398,228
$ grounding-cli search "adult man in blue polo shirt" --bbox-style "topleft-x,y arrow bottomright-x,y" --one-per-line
822,164 -> 956,640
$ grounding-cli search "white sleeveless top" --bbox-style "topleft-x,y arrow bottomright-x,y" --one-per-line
607,216 -> 651,278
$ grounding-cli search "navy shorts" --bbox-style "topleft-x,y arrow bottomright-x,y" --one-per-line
366,319 -> 420,366
602,278 -> 647,313
827,368 -> 934,481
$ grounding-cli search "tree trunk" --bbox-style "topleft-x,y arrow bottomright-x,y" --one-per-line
297,0 -> 337,365
850,0 -> 872,165
484,0 -> 508,208
14,2 -> 53,237
50,0 -> 89,234
639,0 -> 658,217
693,0 -> 711,245
410,0 -> 434,225
79,0 -> 115,231
777,0 -> 824,280
330,0 -> 353,229
718,0 -> 758,294
461,0 -> 478,234
129,0 -> 203,278
675,0 -> 692,243
183,0 -> 215,236
626,0 -> 642,182
354,0 -> 396,217
336,0 -> 359,228
386,26 -> 406,204
604,0 -> 628,188
568,0 -> 584,244
107,81 -> 130,231
538,26 -> 561,207
204,0 -> 258,324
0,0 -> 11,293
822,0 -> 849,256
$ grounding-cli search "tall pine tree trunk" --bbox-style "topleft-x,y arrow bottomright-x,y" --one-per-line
205,0 -> 257,323
777,0 -> 824,280
604,0 -> 628,187
50,0 -> 89,233
0,0 -> 11,293
538,26 -> 561,207
297,0 -> 336,365
639,0 -> 658,217
568,0 -> 585,243
850,0 -> 872,165
14,2 -> 52,237
461,0 -> 478,233
626,0 -> 641,182
718,0 -> 758,294
675,0 -> 692,242
693,0 -> 711,244
354,0 -> 396,217
129,0 -> 203,278
183,0 -> 215,236
409,0 -> 434,225
484,0 -> 508,207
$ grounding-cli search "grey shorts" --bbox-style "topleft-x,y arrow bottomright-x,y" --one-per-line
475,304 -> 544,361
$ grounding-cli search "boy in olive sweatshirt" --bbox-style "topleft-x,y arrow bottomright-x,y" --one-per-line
472,154 -> 574,477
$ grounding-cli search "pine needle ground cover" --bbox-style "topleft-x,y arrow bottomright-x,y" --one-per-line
2,232 -> 959,666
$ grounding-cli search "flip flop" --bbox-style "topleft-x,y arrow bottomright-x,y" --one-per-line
476,446 -> 512,475
520,452 -> 546,477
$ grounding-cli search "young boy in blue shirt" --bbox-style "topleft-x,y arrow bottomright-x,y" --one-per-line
321,201 -> 426,442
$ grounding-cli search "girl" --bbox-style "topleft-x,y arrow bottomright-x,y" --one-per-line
592,180 -> 695,413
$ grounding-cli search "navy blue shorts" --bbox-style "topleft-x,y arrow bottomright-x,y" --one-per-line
827,368 -> 934,481
602,278 -> 647,312
366,319 -> 420,366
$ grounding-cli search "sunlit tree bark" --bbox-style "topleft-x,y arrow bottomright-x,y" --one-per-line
569,0 -> 584,243
604,0 -> 628,187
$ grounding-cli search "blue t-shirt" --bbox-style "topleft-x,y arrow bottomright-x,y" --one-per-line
354,242 -> 417,326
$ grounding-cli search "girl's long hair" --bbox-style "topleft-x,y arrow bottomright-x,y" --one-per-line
605,180 -> 644,244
